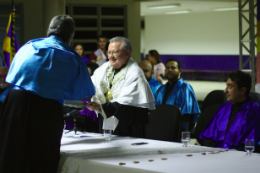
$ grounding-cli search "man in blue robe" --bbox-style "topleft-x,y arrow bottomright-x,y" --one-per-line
154,59 -> 200,132
200,70 -> 259,150
139,60 -> 162,96
0,15 -> 95,173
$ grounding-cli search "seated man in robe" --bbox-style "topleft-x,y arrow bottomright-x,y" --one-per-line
199,70 -> 259,150
89,35 -> 108,66
138,60 -> 162,96
87,36 -> 155,138
154,58 -> 201,132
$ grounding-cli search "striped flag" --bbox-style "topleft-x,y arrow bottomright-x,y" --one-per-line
2,8 -> 18,67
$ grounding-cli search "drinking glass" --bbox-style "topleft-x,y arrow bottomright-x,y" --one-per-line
103,129 -> 112,143
63,120 -> 66,134
182,132 -> 190,147
245,139 -> 254,155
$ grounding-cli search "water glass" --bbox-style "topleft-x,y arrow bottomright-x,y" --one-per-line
63,120 -> 66,134
245,139 -> 254,155
181,132 -> 190,147
103,129 -> 112,143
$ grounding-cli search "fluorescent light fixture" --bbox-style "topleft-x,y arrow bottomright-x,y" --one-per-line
148,4 -> 180,10
165,10 -> 191,14
213,7 -> 238,11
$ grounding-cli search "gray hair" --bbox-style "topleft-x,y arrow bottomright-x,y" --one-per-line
47,15 -> 75,43
109,36 -> 132,56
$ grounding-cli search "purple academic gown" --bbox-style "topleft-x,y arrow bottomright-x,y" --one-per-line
65,100 -> 98,130
82,56 -> 90,62
200,97 -> 259,149
79,100 -> 99,122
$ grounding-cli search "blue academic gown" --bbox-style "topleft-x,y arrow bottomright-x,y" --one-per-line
148,77 -> 162,96
154,78 -> 201,131
6,35 -> 95,104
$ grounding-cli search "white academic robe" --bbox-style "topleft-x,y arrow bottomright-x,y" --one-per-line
91,57 -> 155,119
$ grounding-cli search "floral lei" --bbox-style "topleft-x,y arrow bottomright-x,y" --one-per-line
100,65 -> 126,101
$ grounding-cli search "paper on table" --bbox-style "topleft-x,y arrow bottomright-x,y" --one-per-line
63,131 -> 103,138
102,116 -> 119,131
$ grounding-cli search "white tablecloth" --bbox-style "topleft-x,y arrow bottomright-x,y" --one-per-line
58,131 -> 260,173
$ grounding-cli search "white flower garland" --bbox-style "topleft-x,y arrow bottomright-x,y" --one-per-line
110,66 -> 126,100
98,65 -> 126,101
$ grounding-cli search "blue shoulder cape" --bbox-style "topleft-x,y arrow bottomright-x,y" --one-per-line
148,77 -> 162,96
6,35 -> 95,101
154,78 -> 201,115
154,78 -> 201,130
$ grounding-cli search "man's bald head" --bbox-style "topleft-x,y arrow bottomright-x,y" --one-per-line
0,67 -> 9,89
138,60 -> 153,82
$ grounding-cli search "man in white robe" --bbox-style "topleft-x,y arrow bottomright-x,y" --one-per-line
87,36 -> 155,137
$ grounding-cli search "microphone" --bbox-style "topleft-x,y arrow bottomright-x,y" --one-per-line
64,110 -> 79,117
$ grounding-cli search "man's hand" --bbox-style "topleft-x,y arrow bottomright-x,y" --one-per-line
97,56 -> 102,61
86,102 -> 101,111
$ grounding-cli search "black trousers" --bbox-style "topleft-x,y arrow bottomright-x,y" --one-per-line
0,90 -> 63,173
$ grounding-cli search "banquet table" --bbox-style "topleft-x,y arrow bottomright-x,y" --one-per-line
58,131 -> 260,173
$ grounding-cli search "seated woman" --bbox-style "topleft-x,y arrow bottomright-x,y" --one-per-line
74,43 -> 90,62
148,50 -> 165,83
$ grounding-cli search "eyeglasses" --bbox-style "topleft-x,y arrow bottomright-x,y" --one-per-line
107,50 -> 122,56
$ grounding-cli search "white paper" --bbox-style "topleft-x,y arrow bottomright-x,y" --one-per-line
102,116 -> 119,131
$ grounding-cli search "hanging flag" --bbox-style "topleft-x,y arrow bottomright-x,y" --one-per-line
2,5 -> 18,67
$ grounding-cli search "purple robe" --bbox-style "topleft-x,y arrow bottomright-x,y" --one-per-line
82,56 -> 90,62
253,108 -> 260,146
65,100 -> 98,130
79,100 -> 99,123
199,97 -> 259,149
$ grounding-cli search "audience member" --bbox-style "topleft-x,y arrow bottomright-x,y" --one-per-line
74,43 -> 90,62
138,60 -> 162,96
85,61 -> 99,76
200,70 -> 259,150
87,36 -> 155,138
154,58 -> 200,132
0,15 -> 95,173
74,43 -> 89,62
89,35 -> 108,66
148,49 -> 165,83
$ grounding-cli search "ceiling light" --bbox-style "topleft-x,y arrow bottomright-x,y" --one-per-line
212,7 -> 238,11
148,4 -> 180,10
165,10 -> 191,15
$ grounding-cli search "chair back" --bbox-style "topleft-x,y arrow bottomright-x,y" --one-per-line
249,92 -> 260,102
146,104 -> 181,142
201,90 -> 226,112
194,104 -> 221,145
